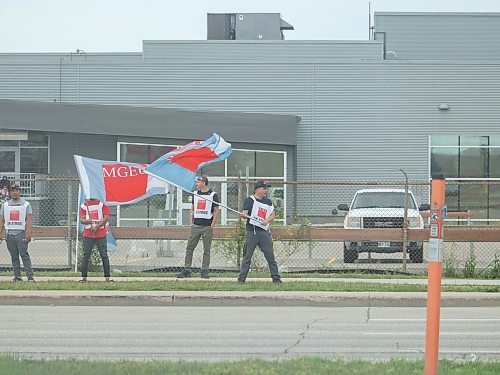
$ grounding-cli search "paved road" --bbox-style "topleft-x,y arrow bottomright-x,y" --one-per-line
0,305 -> 498,361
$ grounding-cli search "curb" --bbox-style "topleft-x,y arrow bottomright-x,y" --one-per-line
0,291 -> 498,307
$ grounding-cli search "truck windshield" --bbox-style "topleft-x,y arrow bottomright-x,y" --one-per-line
352,192 -> 417,210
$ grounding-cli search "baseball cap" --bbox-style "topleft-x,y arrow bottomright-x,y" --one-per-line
255,180 -> 271,189
196,175 -> 209,185
10,183 -> 20,191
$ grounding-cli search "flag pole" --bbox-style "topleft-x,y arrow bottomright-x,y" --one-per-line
143,172 -> 243,215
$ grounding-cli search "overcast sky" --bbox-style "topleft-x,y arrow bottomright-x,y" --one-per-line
2,0 -> 500,53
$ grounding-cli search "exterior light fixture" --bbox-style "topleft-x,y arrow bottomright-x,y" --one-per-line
438,102 -> 450,110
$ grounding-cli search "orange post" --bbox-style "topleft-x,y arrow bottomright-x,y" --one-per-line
424,177 -> 446,375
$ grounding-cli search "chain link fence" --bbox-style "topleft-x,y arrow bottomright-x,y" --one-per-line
0,176 -> 499,277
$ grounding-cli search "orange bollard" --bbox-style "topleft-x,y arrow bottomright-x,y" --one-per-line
424,177 -> 446,375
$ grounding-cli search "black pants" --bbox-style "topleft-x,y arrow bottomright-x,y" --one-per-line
238,229 -> 280,282
81,236 -> 110,278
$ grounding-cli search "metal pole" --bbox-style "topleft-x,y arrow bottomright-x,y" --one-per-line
424,176 -> 446,375
67,184 -> 73,269
400,169 -> 409,272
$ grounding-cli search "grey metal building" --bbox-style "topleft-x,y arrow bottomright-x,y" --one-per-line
1,12 -> 500,223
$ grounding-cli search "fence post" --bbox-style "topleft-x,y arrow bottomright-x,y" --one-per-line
400,169 -> 409,272
424,176 -> 446,375
67,183 -> 73,269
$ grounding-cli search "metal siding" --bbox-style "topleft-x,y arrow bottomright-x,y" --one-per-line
312,62 -> 500,184
0,63 -> 59,101
2,55 -> 500,188
375,13 -> 500,60
0,53 -> 143,63
142,41 -> 383,61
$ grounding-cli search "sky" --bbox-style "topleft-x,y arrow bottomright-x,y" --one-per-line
2,0 -> 500,53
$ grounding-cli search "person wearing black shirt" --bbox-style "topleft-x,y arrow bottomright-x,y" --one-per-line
177,176 -> 219,279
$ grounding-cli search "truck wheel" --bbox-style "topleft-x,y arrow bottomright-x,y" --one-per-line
344,243 -> 358,263
409,243 -> 424,263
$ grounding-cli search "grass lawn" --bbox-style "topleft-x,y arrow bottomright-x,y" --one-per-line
0,279 -> 498,292
0,356 -> 499,375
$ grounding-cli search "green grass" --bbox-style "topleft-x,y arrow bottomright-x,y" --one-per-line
0,279 -> 498,292
0,270 -> 428,279
0,356 -> 499,375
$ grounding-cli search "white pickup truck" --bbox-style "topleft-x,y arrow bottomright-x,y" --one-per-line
336,189 -> 429,263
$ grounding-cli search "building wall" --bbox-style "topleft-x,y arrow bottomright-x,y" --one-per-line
2,43 -> 500,217
142,40 -> 383,61
374,12 -> 500,60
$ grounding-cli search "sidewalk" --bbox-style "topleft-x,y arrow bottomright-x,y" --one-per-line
0,276 -> 498,307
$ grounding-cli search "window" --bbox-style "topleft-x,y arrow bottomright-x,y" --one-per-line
117,142 -> 287,226
0,132 -> 49,174
430,135 -> 500,222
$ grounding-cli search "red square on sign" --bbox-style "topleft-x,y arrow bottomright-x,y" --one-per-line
90,210 -> 99,220
197,199 -> 207,210
257,207 -> 267,219
9,210 -> 20,221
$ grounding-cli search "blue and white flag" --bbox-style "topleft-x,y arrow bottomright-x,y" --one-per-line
145,133 -> 232,191
74,156 -> 171,205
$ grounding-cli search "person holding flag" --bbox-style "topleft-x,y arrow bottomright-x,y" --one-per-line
79,198 -> 113,282
238,181 -> 282,284
177,175 -> 219,279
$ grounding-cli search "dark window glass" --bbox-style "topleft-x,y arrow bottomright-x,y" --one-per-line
120,144 -> 174,164
148,145 -> 174,163
488,184 -> 500,221
119,194 -> 174,227
256,152 -> 284,177
0,141 -> 20,146
459,147 -> 488,178
227,150 -> 255,177
431,135 -> 458,146
20,148 -> 48,173
489,148 -> 500,178
200,160 -> 225,177
431,147 -> 458,178
459,184 -> 488,220
21,133 -> 49,147
445,183 -> 460,212
0,151 -> 16,172
120,144 -> 148,163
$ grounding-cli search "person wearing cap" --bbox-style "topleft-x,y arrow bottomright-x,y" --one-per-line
0,183 -> 35,282
177,175 -> 219,279
238,180 -> 282,284
79,198 -> 113,282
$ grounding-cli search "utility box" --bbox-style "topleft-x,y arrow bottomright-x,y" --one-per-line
207,13 -> 294,40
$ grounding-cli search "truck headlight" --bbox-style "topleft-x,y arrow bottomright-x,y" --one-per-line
408,217 -> 422,229
345,216 -> 362,229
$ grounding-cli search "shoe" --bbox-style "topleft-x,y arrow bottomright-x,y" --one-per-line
238,279 -> 245,284
27,278 -> 35,283
200,270 -> 209,279
105,278 -> 114,282
176,269 -> 192,278
79,278 -> 87,283
11,277 -> 22,282
273,279 -> 282,285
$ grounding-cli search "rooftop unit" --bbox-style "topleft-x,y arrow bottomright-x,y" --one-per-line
207,13 -> 294,40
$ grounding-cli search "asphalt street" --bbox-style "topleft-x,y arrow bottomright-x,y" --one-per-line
0,305 -> 498,361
